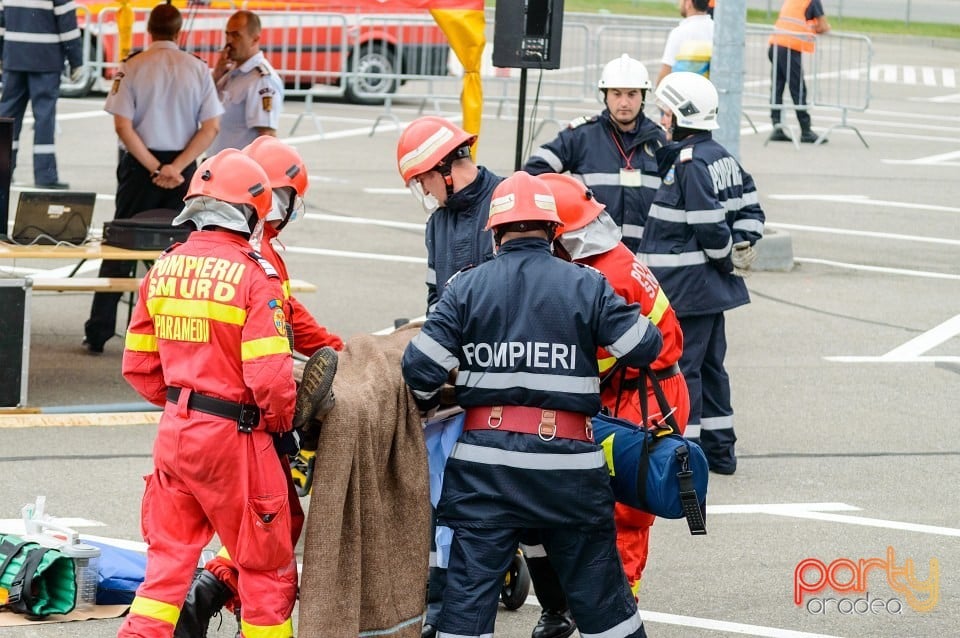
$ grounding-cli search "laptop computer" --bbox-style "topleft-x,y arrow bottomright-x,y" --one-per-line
9,191 -> 96,245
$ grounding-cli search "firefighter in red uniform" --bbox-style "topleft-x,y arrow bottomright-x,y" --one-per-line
120,149 -> 298,638
174,138 -> 342,638
519,174 -> 690,633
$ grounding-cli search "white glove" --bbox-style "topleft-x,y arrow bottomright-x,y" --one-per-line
69,65 -> 84,83
732,240 -> 757,270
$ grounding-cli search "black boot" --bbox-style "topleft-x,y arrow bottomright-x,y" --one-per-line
174,569 -> 235,638
531,608 -> 576,638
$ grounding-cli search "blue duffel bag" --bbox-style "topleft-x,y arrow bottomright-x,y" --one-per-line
592,368 -> 708,535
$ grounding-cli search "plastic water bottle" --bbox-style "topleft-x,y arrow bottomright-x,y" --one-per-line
60,541 -> 101,611
20,496 -> 101,611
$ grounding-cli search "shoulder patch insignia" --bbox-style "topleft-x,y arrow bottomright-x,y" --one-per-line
192,53 -> 206,62
256,63 -> 270,77
679,147 -> 694,163
123,50 -> 143,62
161,242 -> 182,255
663,166 -> 676,186
268,299 -> 287,338
568,115 -> 598,129
247,250 -> 279,278
445,264 -> 474,287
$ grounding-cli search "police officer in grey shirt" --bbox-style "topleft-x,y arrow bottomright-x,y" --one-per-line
209,10 -> 283,153
83,3 -> 223,354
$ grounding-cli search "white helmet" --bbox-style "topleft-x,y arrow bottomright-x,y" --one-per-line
655,71 -> 719,131
598,54 -> 651,91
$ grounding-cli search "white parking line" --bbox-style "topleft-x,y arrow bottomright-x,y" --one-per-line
829,313 -> 960,365
767,222 -> 960,246
794,258 -> 960,280
767,194 -> 960,214
520,597 -> 843,637
303,212 -> 425,232
707,502 -> 960,537
283,245 -> 426,263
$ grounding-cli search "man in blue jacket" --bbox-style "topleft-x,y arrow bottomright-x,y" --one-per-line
638,72 -> 765,475
402,171 -> 661,638
0,0 -> 83,188
397,115 -> 503,316
524,54 -> 665,254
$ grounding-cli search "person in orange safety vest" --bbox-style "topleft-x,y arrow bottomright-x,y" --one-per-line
518,173 -> 690,627
120,148 -> 298,638
767,0 -> 830,143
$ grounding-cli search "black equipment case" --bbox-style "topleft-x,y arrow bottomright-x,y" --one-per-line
103,209 -> 191,250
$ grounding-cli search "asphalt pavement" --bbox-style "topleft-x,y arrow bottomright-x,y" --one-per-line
0,25 -> 958,638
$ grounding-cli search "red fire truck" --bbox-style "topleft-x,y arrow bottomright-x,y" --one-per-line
65,0 -> 450,103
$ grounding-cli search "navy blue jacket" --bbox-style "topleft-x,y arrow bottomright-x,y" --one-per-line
0,0 -> 83,72
424,166 -> 502,314
524,110 -> 666,253
402,237 -> 662,528
404,237 -> 662,417
637,132 -> 765,316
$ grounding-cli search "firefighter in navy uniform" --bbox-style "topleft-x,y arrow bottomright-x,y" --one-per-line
524,54 -> 665,254
638,72 -> 765,475
401,171 -> 662,638
515,174 -> 690,629
120,149 -> 298,638
396,115 -> 503,315
397,116 -> 503,637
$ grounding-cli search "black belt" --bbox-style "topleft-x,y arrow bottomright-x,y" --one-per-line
166,387 -> 260,433
617,363 -> 682,390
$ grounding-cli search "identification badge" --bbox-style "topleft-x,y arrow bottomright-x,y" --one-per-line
620,168 -> 643,187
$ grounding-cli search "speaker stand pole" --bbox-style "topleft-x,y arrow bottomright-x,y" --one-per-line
514,67 -> 528,171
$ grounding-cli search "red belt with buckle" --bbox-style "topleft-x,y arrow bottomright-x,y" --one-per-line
463,406 -> 594,442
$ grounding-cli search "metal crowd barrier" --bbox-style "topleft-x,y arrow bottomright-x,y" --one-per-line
55,6 -> 872,148
743,26 -> 872,147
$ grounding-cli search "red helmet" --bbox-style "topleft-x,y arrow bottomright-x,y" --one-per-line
538,173 -> 605,234
485,172 -> 563,231
396,116 -> 476,184
242,137 -> 309,197
185,149 -> 272,219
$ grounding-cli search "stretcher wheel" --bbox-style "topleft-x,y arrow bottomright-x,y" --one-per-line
500,552 -> 530,610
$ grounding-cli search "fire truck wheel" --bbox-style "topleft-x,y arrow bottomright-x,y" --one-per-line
345,41 -> 397,104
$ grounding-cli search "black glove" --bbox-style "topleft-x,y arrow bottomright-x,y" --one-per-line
273,429 -> 302,457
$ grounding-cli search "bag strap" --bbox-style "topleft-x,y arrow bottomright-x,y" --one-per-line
635,369 -> 707,536
675,445 -> 707,535
641,367 -> 680,434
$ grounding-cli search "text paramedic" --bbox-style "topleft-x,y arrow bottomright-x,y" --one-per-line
145,254 -> 250,343
462,341 -> 578,369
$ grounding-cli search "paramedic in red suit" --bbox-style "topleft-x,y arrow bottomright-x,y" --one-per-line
119,149 -> 298,638
243,137 -> 343,355
173,137 -> 344,638
518,174 -> 688,616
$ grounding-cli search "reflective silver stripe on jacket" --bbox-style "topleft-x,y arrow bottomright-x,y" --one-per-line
450,443 -> 605,471
580,172 -> 660,189
456,370 -> 599,394
530,147 -> 563,172
409,332 -> 459,371
606,318 -> 653,359
638,251 -> 708,267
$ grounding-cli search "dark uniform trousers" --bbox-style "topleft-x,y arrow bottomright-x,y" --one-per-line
768,44 -> 811,131
0,70 -> 62,184
678,313 -> 737,473
441,526 -> 643,637
84,150 -> 196,348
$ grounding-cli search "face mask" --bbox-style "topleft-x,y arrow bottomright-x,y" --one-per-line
409,179 -> 440,215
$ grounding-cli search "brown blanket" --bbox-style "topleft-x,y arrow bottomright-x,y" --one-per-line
297,325 -> 430,637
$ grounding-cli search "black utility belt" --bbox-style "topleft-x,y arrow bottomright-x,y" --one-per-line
617,363 -> 682,390
166,387 -> 260,433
